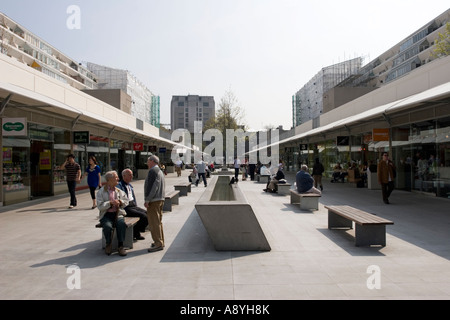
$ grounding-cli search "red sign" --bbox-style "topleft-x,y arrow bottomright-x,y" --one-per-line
372,128 -> 390,142
133,143 -> 144,151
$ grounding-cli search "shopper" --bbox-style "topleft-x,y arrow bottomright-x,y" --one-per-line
377,152 -> 396,204
60,154 -> 81,209
83,156 -> 102,209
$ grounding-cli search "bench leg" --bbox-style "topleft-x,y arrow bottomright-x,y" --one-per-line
355,224 -> 386,247
328,211 -> 353,229
175,187 -> 188,196
101,225 -> 134,250
163,200 -> 172,212
300,197 -> 319,210
290,193 -> 300,204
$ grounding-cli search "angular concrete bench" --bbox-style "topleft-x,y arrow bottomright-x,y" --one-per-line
174,182 -> 191,196
163,190 -> 180,212
96,217 -> 140,250
290,189 -> 321,210
325,205 -> 394,247
195,175 -> 271,251
276,183 -> 291,196
256,174 -> 271,184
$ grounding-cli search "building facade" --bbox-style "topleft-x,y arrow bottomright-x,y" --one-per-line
171,95 -> 215,133
0,12 -> 175,206
282,9 -> 450,199
86,62 -> 160,128
292,58 -> 362,127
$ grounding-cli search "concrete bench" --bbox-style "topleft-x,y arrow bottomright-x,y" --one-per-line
96,217 -> 140,250
163,190 -> 180,212
275,183 -> 291,196
174,182 -> 192,196
325,205 -> 394,247
290,189 -> 321,210
256,174 -> 271,184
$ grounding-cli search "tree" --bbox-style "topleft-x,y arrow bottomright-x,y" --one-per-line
432,22 -> 450,58
202,90 -> 247,162
203,89 -> 246,133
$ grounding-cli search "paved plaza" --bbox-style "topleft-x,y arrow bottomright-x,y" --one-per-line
0,169 -> 449,300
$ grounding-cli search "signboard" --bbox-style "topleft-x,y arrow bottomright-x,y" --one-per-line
2,118 -> 27,137
149,146 -> 157,153
39,151 -> 51,170
159,147 -> 167,154
133,143 -> 144,151
372,128 -> 389,142
73,131 -> 90,144
299,144 -> 308,151
336,136 -> 350,146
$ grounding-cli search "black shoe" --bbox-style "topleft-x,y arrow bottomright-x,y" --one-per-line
263,189 -> 268,192
134,235 -> 145,240
320,186 -> 323,191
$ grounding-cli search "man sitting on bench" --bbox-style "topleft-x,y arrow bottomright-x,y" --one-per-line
118,169 -> 148,241
264,167 -> 286,193
296,165 -> 322,195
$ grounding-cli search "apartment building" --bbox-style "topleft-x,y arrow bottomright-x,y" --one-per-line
171,95 -> 215,133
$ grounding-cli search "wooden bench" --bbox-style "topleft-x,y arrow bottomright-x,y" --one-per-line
290,189 -> 321,210
275,183 -> 291,196
163,190 -> 180,212
95,217 -> 140,250
325,205 -> 394,247
174,182 -> 192,196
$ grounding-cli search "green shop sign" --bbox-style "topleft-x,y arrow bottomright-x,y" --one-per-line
2,118 -> 27,136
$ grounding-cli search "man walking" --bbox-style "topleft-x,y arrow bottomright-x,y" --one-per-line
61,154 -> 81,209
378,152 -> 396,204
144,155 -> 166,252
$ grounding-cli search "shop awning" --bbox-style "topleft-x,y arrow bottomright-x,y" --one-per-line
248,81 -> 450,154
0,81 -> 186,150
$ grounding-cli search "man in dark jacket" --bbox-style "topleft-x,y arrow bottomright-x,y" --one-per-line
312,158 -> 324,191
264,168 -> 285,193
118,169 -> 148,241
296,165 -> 321,194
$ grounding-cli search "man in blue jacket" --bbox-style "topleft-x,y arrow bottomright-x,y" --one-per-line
296,165 -> 322,195
118,169 -> 148,241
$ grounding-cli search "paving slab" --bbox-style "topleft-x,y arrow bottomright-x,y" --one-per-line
0,170 -> 449,301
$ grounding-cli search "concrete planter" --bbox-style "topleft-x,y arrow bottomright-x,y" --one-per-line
195,175 -> 271,251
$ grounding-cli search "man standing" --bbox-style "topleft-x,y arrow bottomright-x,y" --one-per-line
195,158 -> 208,187
118,169 -> 148,241
144,155 -> 166,252
61,154 -> 81,209
378,152 -> 396,204
312,158 -> 325,191
296,165 -> 321,195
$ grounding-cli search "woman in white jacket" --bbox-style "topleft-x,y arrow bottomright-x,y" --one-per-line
97,171 -> 129,256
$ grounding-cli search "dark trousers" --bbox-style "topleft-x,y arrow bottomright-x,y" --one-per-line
67,180 -> 77,206
196,172 -> 207,186
125,203 -> 148,237
234,168 -> 239,179
101,212 -> 126,246
381,181 -> 395,202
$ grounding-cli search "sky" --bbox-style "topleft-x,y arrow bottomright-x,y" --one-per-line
1,1 -> 449,131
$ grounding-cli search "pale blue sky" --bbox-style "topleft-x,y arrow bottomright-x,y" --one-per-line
1,1 -> 449,130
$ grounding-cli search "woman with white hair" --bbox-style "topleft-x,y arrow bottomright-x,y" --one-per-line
97,171 -> 129,256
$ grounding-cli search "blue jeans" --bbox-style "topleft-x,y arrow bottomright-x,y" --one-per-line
100,213 -> 126,245
196,172 -> 207,186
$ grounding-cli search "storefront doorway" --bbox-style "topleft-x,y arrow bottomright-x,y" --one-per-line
30,140 -> 53,198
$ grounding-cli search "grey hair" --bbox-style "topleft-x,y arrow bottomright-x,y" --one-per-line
122,168 -> 132,176
301,165 -> 308,171
105,171 -> 118,181
148,155 -> 160,164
